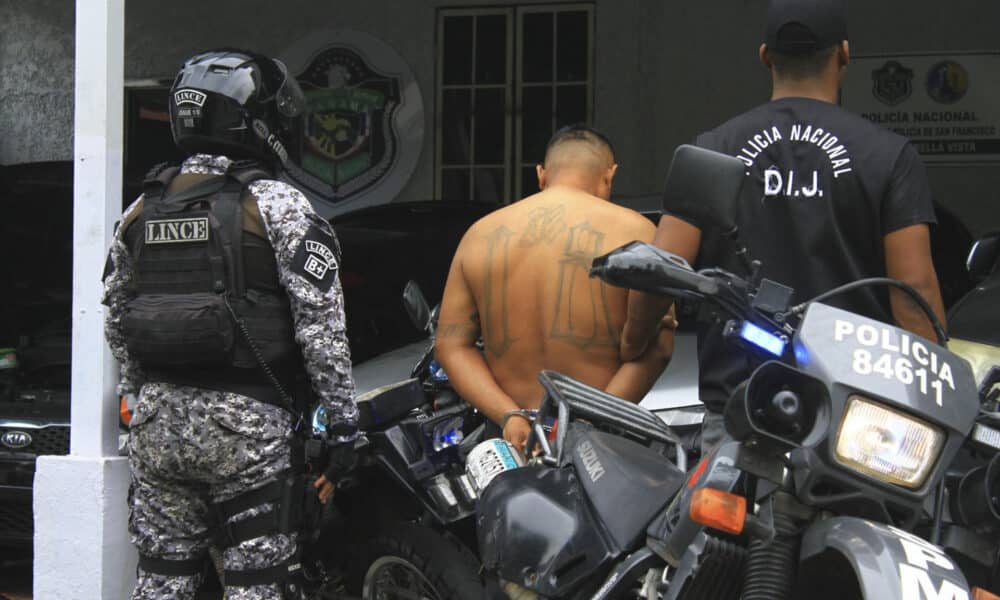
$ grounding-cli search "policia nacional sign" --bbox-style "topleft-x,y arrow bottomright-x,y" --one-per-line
281,30 -> 425,216
843,52 -> 1000,164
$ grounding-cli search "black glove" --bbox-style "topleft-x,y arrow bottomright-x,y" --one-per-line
323,441 -> 357,481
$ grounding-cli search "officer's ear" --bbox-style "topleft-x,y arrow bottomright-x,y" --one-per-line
536,164 -> 547,190
759,43 -> 772,70
838,40 -> 850,68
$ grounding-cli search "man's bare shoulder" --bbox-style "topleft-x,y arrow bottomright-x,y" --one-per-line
602,203 -> 657,238
458,191 -> 654,254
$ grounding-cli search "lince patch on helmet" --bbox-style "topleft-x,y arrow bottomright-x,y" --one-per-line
145,218 -> 210,244
174,89 -> 207,107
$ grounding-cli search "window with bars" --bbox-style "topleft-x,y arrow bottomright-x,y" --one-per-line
436,4 -> 594,204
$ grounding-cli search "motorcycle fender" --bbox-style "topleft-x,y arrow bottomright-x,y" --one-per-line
800,516 -> 973,600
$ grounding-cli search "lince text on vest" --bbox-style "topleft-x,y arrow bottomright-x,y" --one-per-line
145,218 -> 210,244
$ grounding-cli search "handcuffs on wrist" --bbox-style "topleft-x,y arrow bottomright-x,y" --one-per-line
501,409 -> 536,429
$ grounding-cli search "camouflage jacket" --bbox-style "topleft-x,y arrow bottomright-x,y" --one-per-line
102,154 -> 358,441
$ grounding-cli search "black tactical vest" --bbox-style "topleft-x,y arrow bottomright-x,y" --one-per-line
120,162 -> 302,401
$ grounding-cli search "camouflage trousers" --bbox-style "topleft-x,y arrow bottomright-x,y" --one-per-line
128,382 -> 299,600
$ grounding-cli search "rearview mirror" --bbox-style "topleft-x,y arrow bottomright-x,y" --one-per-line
402,280 -> 431,332
967,233 -> 1000,282
662,145 -> 745,232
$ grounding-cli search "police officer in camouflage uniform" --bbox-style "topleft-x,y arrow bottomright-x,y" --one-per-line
102,49 -> 358,600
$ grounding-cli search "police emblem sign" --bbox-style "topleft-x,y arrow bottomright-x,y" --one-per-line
298,47 -> 400,195
844,52 -> 1000,164
281,30 -> 425,218
871,61 -> 913,106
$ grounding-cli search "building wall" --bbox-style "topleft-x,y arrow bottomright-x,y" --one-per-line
0,0 -> 75,165
1,0 -> 998,233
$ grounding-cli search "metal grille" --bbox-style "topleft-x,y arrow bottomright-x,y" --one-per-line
0,425 -> 70,455
0,500 -> 33,540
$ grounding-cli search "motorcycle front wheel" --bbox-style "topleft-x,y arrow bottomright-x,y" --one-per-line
354,521 -> 483,600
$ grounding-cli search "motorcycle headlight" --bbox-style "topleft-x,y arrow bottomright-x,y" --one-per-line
834,396 -> 944,489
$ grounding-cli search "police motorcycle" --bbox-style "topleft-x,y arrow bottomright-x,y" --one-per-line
300,280 -> 486,599
934,231 -> 1000,593
468,145 -> 998,600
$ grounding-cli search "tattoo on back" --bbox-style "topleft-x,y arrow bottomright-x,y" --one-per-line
483,226 -> 517,357
519,205 -> 567,247
550,222 -> 618,349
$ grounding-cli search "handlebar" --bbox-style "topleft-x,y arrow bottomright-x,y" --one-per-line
589,241 -> 720,296
591,242 -> 948,347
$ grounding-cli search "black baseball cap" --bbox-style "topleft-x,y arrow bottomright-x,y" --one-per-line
765,0 -> 848,55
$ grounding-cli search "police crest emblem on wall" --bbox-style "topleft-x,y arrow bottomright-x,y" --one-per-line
871,60 -> 914,106
296,46 -> 402,200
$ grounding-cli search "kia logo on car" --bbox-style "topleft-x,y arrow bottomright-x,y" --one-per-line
1,430 -> 32,449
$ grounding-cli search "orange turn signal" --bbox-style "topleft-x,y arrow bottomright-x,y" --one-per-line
974,588 -> 1000,600
119,396 -> 133,426
689,488 -> 747,535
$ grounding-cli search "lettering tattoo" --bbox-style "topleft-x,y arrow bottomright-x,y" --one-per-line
519,205 -> 567,247
483,226 -> 517,357
550,222 -> 618,349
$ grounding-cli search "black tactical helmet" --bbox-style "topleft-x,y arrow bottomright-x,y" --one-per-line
169,49 -> 305,164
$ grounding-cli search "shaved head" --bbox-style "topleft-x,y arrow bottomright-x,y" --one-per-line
542,124 -> 616,177
535,124 -> 618,200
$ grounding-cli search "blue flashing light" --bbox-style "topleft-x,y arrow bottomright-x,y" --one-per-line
439,430 -> 462,446
740,322 -> 786,357
429,360 -> 450,382
311,405 -> 328,436
433,428 -> 464,452
431,416 -> 465,451
794,343 -> 810,366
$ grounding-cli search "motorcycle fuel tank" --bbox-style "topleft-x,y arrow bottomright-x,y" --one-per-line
477,465 -> 618,598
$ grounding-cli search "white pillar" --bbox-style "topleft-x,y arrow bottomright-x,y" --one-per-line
34,0 -> 136,598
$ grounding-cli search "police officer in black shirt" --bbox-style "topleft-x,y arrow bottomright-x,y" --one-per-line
621,0 -> 946,449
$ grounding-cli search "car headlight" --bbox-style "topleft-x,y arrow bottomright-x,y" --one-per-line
834,395 -> 944,489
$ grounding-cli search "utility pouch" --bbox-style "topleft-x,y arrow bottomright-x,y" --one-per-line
123,292 -> 235,366
229,292 -> 298,369
299,474 -> 325,544
277,473 -> 305,534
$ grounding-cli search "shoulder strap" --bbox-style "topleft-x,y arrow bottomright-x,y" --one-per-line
223,163 -> 273,294
231,167 -> 272,187
210,170 -> 261,297
228,159 -> 273,188
141,163 -> 180,206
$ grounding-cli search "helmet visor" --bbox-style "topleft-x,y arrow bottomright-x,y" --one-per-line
272,59 -> 305,118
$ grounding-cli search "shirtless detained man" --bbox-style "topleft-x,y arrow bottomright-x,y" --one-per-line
435,125 -> 676,453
